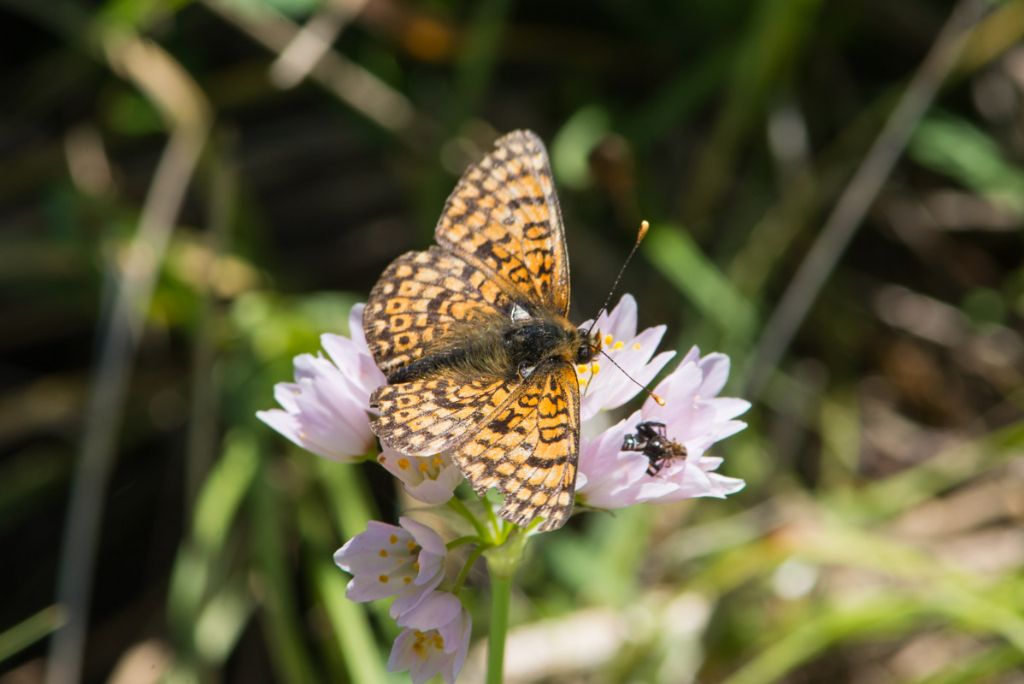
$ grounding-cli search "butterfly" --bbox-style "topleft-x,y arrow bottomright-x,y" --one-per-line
621,421 -> 688,476
363,130 -> 599,532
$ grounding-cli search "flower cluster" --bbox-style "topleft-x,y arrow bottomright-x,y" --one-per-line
334,518 -> 470,682
259,295 -> 748,683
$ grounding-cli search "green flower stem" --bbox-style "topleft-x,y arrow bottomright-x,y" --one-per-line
483,528 -> 529,684
446,535 -> 479,550
451,543 -> 487,594
485,568 -> 512,684
447,497 -> 489,539
483,496 -> 500,534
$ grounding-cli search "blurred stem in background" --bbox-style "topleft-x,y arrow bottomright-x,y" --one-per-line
46,31 -> 212,684
746,0 -> 990,398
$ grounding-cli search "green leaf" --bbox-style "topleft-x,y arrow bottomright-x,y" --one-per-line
910,113 -> 1024,216
642,225 -> 757,343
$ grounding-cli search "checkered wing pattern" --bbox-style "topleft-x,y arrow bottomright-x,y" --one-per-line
453,362 -> 580,532
435,130 -> 570,316
370,375 -> 515,457
363,246 -> 513,377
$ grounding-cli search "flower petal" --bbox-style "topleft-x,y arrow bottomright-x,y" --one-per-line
258,307 -> 383,462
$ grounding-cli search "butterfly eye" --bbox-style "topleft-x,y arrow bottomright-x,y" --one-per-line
575,338 -> 598,364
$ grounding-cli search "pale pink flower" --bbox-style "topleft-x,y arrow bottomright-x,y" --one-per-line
257,304 -> 384,461
334,516 -> 447,619
388,591 -> 472,684
577,294 -> 675,421
376,448 -> 463,505
577,346 -> 748,509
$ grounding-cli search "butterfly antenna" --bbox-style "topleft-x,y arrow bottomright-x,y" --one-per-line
580,220 -> 664,406
598,349 -> 665,406
585,220 -> 650,336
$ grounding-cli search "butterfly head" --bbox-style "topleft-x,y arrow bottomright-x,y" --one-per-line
574,328 -> 601,365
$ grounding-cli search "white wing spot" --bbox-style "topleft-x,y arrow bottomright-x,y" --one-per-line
510,303 -> 531,321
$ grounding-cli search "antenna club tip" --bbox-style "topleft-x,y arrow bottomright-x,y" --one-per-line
637,220 -> 650,242
651,393 -> 666,407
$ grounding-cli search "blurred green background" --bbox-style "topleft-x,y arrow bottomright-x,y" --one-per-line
3,0 -> 1024,682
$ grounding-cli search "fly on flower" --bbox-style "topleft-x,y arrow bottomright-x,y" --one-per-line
622,420 -> 688,476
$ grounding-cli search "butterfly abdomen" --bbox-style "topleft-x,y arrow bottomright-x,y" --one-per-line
384,312 -> 583,386
386,346 -> 478,384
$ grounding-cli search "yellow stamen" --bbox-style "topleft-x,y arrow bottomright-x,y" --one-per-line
577,364 -> 588,374
397,458 -> 410,470
632,342 -> 641,350
591,362 -> 600,374
613,341 -> 624,350
603,334 -> 613,346
379,549 -> 388,557
378,574 -> 389,583
389,534 -> 398,544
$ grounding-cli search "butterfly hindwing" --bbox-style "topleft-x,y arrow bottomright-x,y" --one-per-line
435,130 -> 570,316
453,361 -> 580,532
370,374 -> 516,457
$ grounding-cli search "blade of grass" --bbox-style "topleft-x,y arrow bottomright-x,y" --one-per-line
167,430 -> 259,662
745,0 -> 990,398
624,44 -> 734,150
194,430 -> 261,553
194,578 -> 255,664
313,455 -> 378,540
251,448 -> 321,683
312,556 -> 392,684
825,419 -> 1024,524
642,225 -> 757,346
904,644 -> 1024,684
681,0 -> 823,227
46,31 -> 211,684
453,0 -> 511,123
185,142 -> 237,513
0,606 -> 65,663
721,595 -> 924,684
297,480 -> 393,684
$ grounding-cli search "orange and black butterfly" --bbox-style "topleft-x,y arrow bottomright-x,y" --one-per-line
363,130 -> 599,531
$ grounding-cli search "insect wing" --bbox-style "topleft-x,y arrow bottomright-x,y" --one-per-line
435,130 -> 570,316
363,246 -> 513,378
370,374 -> 517,457
453,361 -> 580,531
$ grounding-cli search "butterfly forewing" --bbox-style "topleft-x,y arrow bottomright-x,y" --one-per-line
364,247 -> 513,377
435,130 -> 570,316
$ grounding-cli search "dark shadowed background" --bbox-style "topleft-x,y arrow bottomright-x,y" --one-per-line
2,0 -> 1024,682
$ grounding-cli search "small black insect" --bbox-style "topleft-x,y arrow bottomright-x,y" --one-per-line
621,421 -> 688,476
